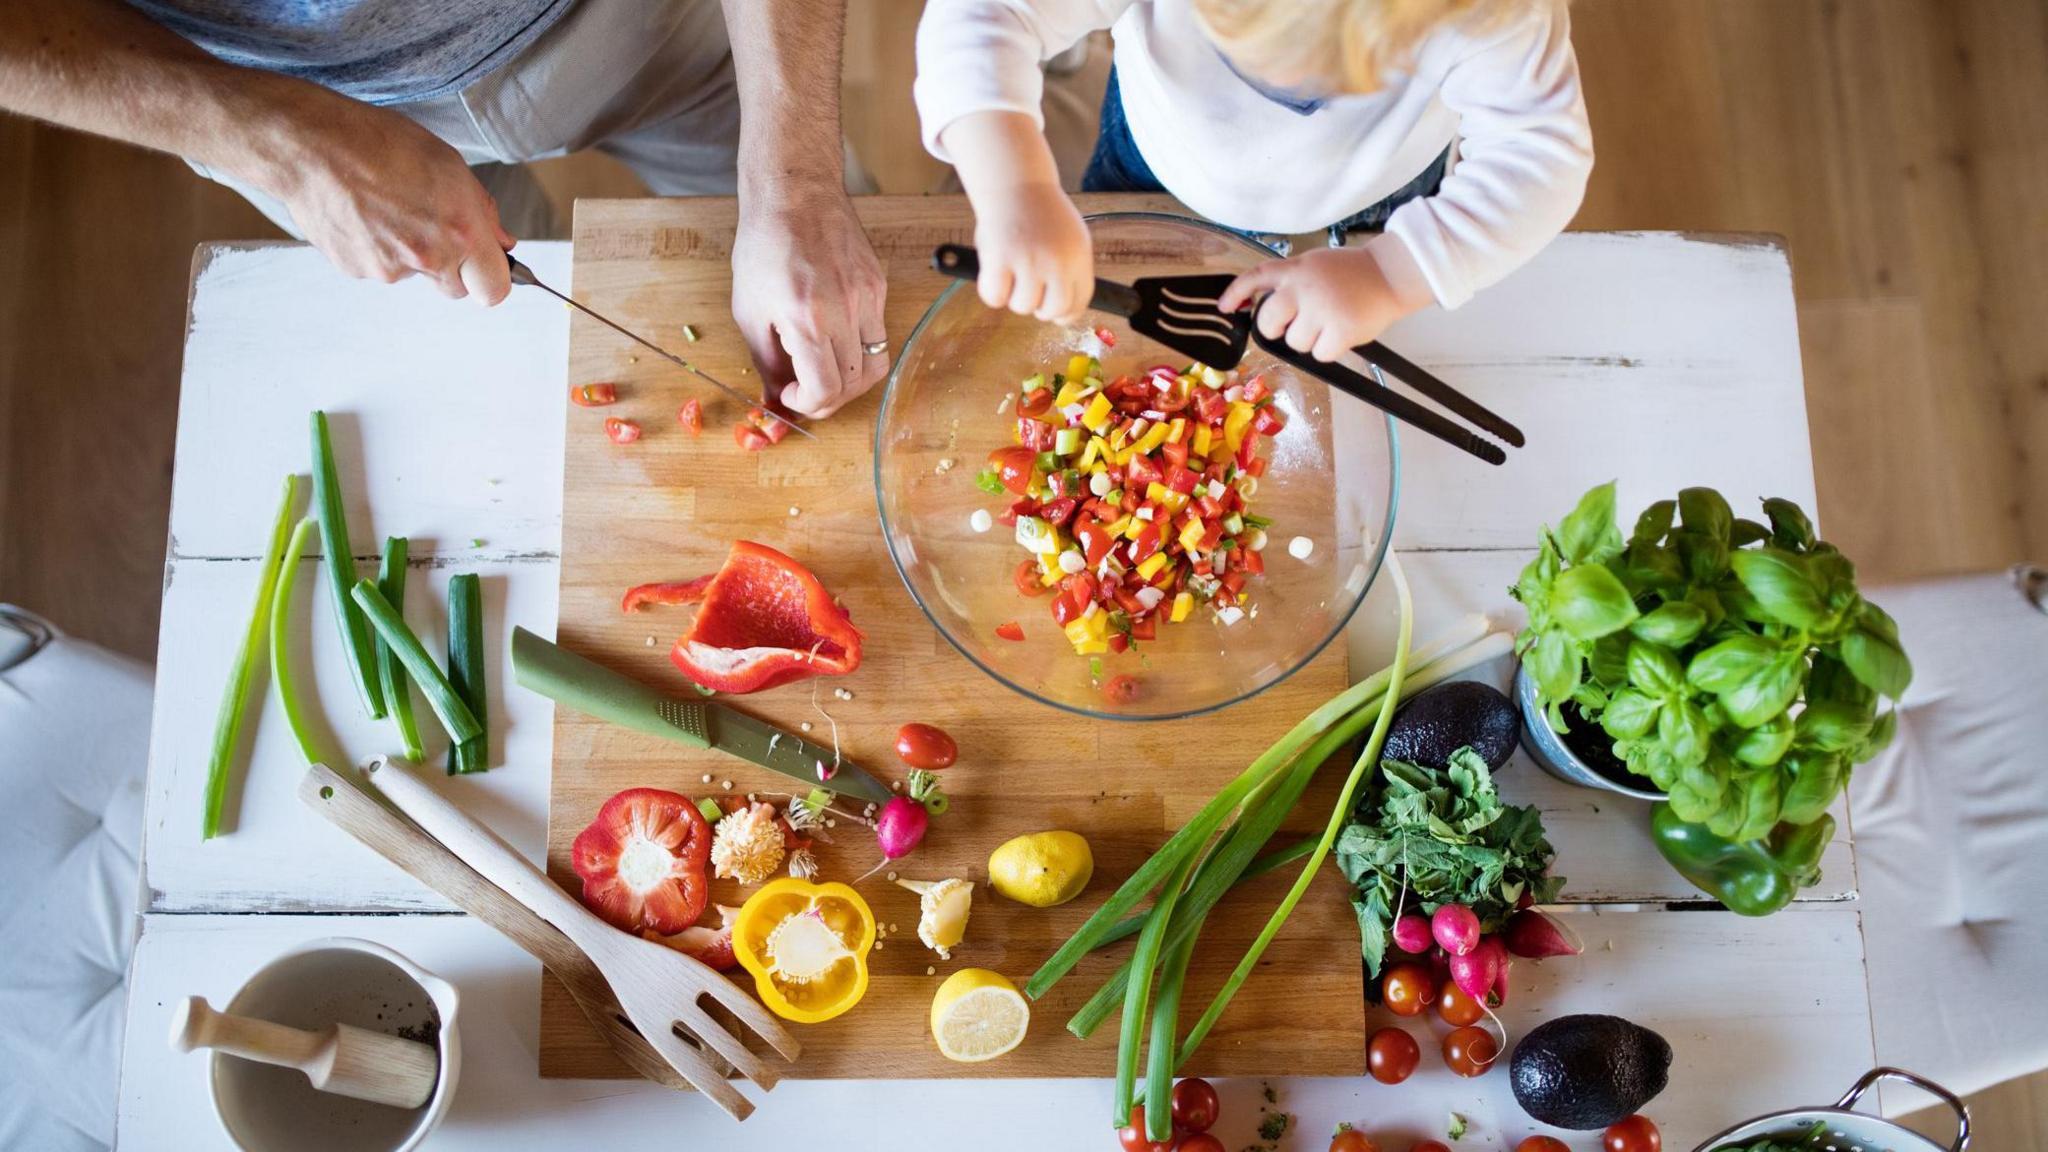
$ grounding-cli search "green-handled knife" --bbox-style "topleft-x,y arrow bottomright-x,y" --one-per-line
512,627 -> 892,804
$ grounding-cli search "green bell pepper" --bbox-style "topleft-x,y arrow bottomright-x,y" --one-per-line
1650,802 -> 1833,916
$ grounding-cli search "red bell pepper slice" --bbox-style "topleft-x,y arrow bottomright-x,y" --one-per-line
571,787 -> 711,935
628,541 -> 863,694
995,620 -> 1025,641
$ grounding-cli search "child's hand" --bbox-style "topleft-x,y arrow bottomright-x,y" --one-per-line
971,183 -> 1093,324
1217,246 -> 1431,361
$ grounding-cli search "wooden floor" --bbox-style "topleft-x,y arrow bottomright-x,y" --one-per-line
0,0 -> 2041,1138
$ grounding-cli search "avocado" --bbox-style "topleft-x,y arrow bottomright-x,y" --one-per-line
1509,1013 -> 1672,1130
1381,680 -> 1519,770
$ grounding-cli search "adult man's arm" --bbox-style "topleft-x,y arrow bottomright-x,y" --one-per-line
0,0 -> 513,302
721,0 -> 887,420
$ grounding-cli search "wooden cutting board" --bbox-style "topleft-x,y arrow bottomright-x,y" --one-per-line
543,195 -> 1363,1080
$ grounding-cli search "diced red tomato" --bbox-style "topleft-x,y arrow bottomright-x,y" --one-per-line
572,382 -> 619,407
1014,559 -> 1047,597
1075,518 -> 1115,566
1194,494 -> 1223,520
759,416 -> 792,444
989,446 -> 1036,495
1248,456 -> 1269,478
1129,522 -> 1163,564
1129,615 -> 1157,641
733,423 -> 770,451
1253,406 -> 1287,436
1094,326 -> 1118,348
1192,386 -> 1226,424
677,398 -> 702,435
1113,587 -> 1147,615
1152,388 -> 1189,414
1019,388 -> 1054,418
1064,571 -> 1098,604
1018,417 -> 1056,451
995,620 -> 1025,642
1050,589 -> 1082,627
1166,464 -> 1199,495
1242,376 -> 1272,404
1039,497 -> 1078,527
605,417 -> 642,444
1126,453 -> 1163,489
1101,674 -> 1142,704
1220,570 -> 1248,597
1244,549 -> 1265,575
1161,441 -> 1190,469
1107,632 -> 1130,654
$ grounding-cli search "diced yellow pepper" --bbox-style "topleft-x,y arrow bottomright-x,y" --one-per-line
1103,515 -> 1131,537
1191,425 -> 1214,459
1166,418 -> 1187,444
1170,591 -> 1194,623
1053,379 -> 1088,408
1223,402 -> 1257,453
1178,519 -> 1207,554
1038,552 -> 1062,583
1081,393 -> 1115,433
1132,422 -> 1171,456
1066,354 -> 1095,383
1159,490 -> 1190,515
1087,609 -> 1110,639
1135,552 -> 1169,581
1145,481 -> 1172,504
1078,437 -> 1102,468
1075,638 -> 1109,655
1063,619 -> 1093,647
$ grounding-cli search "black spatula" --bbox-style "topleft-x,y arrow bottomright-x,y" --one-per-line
931,243 -> 1519,465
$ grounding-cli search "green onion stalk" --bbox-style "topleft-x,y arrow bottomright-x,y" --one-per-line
311,411 -> 385,718
374,537 -> 426,763
350,580 -> 482,748
202,475 -> 299,839
269,517 -> 330,767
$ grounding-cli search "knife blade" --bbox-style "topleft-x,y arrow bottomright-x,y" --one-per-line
506,254 -> 814,441
511,627 -> 891,803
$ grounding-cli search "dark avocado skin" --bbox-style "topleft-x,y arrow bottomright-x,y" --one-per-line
1381,680 -> 1520,769
1510,1014 -> 1673,1130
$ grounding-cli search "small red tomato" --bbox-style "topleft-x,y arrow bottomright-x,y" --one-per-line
1116,1106 -> 1174,1152
1169,1077 -> 1219,1133
1604,1115 -> 1662,1152
677,397 -> 702,435
894,723 -> 958,770
1019,387 -> 1054,418
604,417 -> 641,444
1178,1135 -> 1226,1152
1442,1025 -> 1499,1078
1095,325 -> 1118,348
1330,1129 -> 1381,1152
1381,961 -> 1437,1017
1437,977 -> 1483,1027
1516,1139 -> 1570,1152
571,382 -> 618,407
1410,1143 -> 1453,1152
994,620 -> 1025,642
733,423 -> 771,451
1101,674 -> 1142,704
1015,558 -> 1049,596
989,445 -> 1037,495
1367,1027 -> 1421,1085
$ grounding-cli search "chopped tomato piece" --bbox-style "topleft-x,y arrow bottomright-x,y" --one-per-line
1075,517 -> 1115,566
1126,453 -> 1163,489
1129,616 -> 1157,641
571,788 -> 711,935
995,620 -> 1025,642
989,446 -> 1037,495
1252,406 -> 1287,436
1107,632 -> 1130,654
605,417 -> 641,444
1101,674 -> 1142,704
1019,388 -> 1054,418
677,397 -> 702,435
1039,497 -> 1078,527
734,423 -> 771,451
1243,549 -> 1265,575
572,382 -> 619,407
1129,522 -> 1164,564
1165,463 -> 1199,495
1192,386 -> 1226,424
1094,326 -> 1118,348
1018,417 -> 1056,451
1161,441 -> 1190,469
1242,376 -> 1272,404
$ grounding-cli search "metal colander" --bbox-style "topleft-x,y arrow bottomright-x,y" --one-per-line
1693,1068 -> 1969,1152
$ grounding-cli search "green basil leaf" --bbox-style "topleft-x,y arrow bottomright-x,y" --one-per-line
1668,777 -> 1720,823
1511,538 -> 1561,613
1779,752 -> 1844,825
1808,550 -> 1859,610
1855,598 -> 1901,644
1677,529 -> 1731,584
1527,628 -> 1581,705
1806,652 -> 1876,710
1761,497 -> 1815,550
1735,770 -> 1785,842
1600,689 -> 1661,740
1794,700 -> 1873,752
1658,699 -> 1713,766
1730,548 -> 1828,628
1686,634 -> 1779,695
1861,708 -> 1899,760
1718,651 -> 1804,728
1717,577 -> 1770,625
1678,487 -> 1733,542
1840,625 -> 1912,699
1629,742 -> 1683,791
1631,499 -> 1676,549
1621,541 -> 1686,593
1630,600 -> 1708,648
1589,632 -> 1632,687
1686,586 -> 1727,630
1626,638 -> 1685,696
1731,712 -> 1796,766
1550,563 -> 1641,641
1556,481 -> 1624,565
1730,518 -> 1771,547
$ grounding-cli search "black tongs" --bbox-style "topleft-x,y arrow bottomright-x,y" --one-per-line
932,244 -> 1521,465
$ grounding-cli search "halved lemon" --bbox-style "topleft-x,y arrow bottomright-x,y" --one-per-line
929,968 -> 1029,1062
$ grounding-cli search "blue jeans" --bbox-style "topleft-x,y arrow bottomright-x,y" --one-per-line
1081,66 -> 1451,235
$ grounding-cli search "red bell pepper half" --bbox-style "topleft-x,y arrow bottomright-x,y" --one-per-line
621,541 -> 863,694
571,787 -> 711,935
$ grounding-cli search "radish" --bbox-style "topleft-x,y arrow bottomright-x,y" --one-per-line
1491,954 -> 1513,1006
1502,908 -> 1584,959
1448,939 -> 1500,1002
875,795 -> 929,860
1392,913 -> 1433,954
1431,903 -> 1481,956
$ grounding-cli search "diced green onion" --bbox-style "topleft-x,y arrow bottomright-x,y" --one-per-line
697,797 -> 725,823
350,580 -> 481,747
1053,427 -> 1082,456
269,517 -> 329,767
975,469 -> 1006,496
1034,450 -> 1059,473
311,411 -> 385,718
202,475 -> 299,839
1243,513 -> 1273,530
375,537 -> 425,763
1021,373 -> 1044,392
446,573 -> 487,774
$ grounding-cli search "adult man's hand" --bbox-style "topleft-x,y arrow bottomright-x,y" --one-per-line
730,185 -> 887,420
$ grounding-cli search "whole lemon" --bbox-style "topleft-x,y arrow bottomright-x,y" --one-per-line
988,830 -> 1093,907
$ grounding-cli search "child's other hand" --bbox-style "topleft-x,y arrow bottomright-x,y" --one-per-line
973,182 -> 1094,324
1217,245 -> 1432,362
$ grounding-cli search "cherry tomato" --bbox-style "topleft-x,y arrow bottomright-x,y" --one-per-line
677,398 -> 702,435
1442,1025 -> 1499,1078
1411,1143 -> 1453,1152
1116,1106 -> 1174,1152
994,620 -> 1024,642
1516,1139 -> 1570,1152
1367,1026 -> 1421,1085
1437,977 -> 1483,1027
733,423 -> 771,451
1604,1115 -> 1662,1152
1330,1129 -> 1380,1152
1169,1077 -> 1219,1133
571,382 -> 618,407
894,723 -> 958,770
989,445 -> 1037,495
1015,559 -> 1049,596
604,417 -> 641,444
1178,1135 -> 1226,1152
1381,961 -> 1438,1017
1101,674 -> 1142,704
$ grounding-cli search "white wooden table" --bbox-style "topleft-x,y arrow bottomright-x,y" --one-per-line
120,233 -> 1877,1151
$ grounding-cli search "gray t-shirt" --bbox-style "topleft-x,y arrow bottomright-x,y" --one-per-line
126,0 -> 575,106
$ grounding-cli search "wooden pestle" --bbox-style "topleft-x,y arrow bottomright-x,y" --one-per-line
169,995 -> 438,1109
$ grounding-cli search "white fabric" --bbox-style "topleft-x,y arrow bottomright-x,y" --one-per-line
1849,571 -> 2048,1111
0,610 -> 152,1152
913,0 -> 1593,308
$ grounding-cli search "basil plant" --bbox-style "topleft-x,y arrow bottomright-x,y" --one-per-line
1512,483 -> 1911,843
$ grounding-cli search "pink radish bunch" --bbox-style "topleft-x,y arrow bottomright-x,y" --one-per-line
1503,908 -> 1584,959
1392,912 -> 1434,955
875,796 -> 929,860
1432,903 -> 1481,956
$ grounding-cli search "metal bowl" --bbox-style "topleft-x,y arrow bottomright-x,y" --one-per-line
1694,1067 -> 1969,1152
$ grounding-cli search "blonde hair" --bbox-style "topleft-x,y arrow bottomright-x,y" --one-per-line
1191,0 -> 1536,94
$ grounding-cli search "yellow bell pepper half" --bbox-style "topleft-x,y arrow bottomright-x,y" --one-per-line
732,877 -> 876,1024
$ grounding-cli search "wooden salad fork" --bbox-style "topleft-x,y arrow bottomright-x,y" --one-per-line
297,762 -> 710,1093
360,755 -> 800,1120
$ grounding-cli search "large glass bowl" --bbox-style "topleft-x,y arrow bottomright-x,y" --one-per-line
875,213 -> 1399,721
